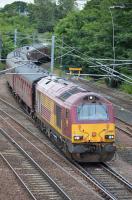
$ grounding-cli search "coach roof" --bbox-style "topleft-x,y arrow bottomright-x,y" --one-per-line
15,64 -> 48,84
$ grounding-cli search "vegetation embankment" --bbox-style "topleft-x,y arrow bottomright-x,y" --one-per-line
0,0 -> 131,93
0,1 -> 36,59
0,62 -> 5,70
54,0 -> 132,92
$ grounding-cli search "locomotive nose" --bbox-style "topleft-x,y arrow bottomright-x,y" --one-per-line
72,122 -> 115,143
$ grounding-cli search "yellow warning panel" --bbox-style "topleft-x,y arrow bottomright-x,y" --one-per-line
69,68 -> 82,75
69,68 -> 82,71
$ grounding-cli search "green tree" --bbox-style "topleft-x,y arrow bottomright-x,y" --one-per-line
0,1 -> 36,58
31,0 -> 76,33
56,0 -> 76,19
55,0 -> 132,75
2,1 -> 29,15
33,0 -> 56,32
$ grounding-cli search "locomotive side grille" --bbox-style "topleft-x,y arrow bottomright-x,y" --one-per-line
41,105 -> 51,121
56,105 -> 62,128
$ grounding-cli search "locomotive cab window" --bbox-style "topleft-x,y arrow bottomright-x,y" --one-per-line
77,104 -> 108,121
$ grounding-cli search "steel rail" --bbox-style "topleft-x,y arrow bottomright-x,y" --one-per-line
73,162 -> 118,200
0,107 -> 65,159
0,110 -> 106,200
115,117 -> 132,137
102,163 -> 132,190
0,107 -> 118,199
74,162 -> 132,200
0,96 -> 131,199
0,97 -> 32,120
116,125 -> 132,137
115,117 -> 132,127
0,128 -> 71,200
0,152 -> 37,200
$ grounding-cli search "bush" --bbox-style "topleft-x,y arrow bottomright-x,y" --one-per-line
0,62 -> 5,71
120,83 -> 132,94
105,77 -> 122,88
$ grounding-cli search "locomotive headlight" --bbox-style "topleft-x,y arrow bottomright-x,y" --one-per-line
105,135 -> 114,139
74,135 -> 83,140
89,96 -> 93,100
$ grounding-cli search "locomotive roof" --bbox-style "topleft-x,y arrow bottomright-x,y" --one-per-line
37,75 -> 112,107
65,92 -> 109,105
37,75 -> 83,95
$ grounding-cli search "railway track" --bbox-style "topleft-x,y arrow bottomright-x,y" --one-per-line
117,147 -> 132,165
75,162 -> 132,200
115,117 -> 132,164
0,153 -> 33,200
116,117 -> 132,138
0,96 -> 33,122
1,120 -> 132,200
71,77 -> 132,114
0,96 -> 132,199
0,101 -> 103,200
0,129 -> 70,200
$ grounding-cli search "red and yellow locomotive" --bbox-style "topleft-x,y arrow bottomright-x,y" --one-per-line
36,76 -> 116,162
6,46 -> 116,162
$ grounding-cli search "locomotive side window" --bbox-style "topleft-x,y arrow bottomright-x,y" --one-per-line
66,109 -> 69,118
66,109 -> 69,127
77,104 -> 108,121
56,105 -> 62,128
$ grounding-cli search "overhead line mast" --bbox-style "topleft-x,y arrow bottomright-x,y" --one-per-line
51,35 -> 55,73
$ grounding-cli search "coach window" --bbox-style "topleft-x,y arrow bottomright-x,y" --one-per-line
25,82 -> 26,93
19,78 -> 20,89
17,77 -> 19,87
29,85 -> 30,94
24,82 -> 26,91
25,81 -> 26,93
22,80 -> 24,90
26,83 -> 28,94
27,84 -> 29,94
23,81 -> 25,93
20,79 -> 21,90
56,105 -> 62,128
21,79 -> 23,89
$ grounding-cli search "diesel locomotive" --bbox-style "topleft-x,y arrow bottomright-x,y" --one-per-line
6,45 -> 116,162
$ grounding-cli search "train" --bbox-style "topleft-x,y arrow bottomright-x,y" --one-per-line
6,45 -> 116,162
